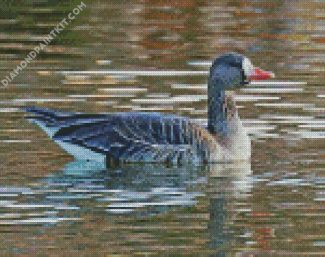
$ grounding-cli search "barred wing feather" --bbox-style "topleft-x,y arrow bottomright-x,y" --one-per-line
53,113 -> 213,163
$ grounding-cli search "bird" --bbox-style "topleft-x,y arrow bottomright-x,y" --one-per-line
24,53 -> 274,166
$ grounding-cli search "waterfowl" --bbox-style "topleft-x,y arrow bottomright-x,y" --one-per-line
25,53 -> 274,165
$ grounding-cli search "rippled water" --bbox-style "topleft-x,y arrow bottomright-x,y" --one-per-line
0,0 -> 324,256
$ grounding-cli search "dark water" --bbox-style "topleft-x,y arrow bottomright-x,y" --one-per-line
0,0 -> 324,256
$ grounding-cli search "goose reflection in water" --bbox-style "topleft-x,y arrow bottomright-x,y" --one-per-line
43,160 -> 252,252
42,160 -> 208,216
41,160 -> 251,217
0,159 -> 252,254
207,161 -> 252,255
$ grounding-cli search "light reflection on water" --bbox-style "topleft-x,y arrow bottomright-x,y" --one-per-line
0,162 -> 200,227
0,159 -> 324,255
0,0 -> 324,255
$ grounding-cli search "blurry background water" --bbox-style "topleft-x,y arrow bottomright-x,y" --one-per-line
0,0 -> 324,256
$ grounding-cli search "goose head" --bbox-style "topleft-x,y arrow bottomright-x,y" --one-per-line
208,52 -> 274,91
207,52 -> 275,138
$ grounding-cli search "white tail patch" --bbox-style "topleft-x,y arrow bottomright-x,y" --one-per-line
30,119 -> 106,162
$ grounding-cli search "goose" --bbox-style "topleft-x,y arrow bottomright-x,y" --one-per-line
24,53 -> 274,165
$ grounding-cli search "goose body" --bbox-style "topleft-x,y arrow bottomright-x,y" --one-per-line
25,53 -> 273,165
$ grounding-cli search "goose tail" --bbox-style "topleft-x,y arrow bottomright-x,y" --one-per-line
23,106 -> 67,137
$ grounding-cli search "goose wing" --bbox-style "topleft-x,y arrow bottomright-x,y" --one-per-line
52,112 -> 211,163
25,107 -> 214,163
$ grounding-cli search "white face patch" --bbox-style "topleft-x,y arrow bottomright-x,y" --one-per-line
242,57 -> 255,78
